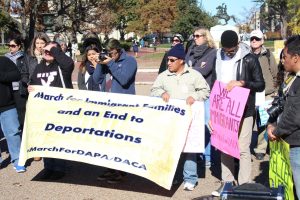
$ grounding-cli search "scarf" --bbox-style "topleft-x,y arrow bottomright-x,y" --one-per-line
188,44 -> 210,67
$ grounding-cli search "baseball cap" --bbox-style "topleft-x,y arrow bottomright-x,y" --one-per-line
250,29 -> 263,39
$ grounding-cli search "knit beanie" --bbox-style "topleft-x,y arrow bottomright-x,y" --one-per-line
167,44 -> 185,60
221,30 -> 239,48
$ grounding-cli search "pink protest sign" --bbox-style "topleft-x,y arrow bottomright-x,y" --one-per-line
210,81 -> 250,159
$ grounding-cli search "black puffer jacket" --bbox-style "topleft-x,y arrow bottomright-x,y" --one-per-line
212,43 -> 265,117
273,75 -> 300,146
0,56 -> 20,112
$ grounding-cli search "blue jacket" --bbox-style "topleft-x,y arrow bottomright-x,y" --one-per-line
93,49 -> 137,94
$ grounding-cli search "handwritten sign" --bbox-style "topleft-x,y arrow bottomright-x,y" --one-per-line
269,140 -> 294,200
210,81 -> 250,159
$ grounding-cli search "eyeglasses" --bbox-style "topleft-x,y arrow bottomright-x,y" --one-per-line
167,58 -> 179,63
7,44 -> 17,48
250,37 -> 262,41
172,39 -> 180,43
193,34 -> 204,39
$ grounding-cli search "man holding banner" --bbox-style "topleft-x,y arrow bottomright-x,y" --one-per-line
211,30 -> 265,197
267,35 -> 300,199
151,44 -> 210,191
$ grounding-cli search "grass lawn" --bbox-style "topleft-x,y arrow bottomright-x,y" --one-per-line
264,40 -> 274,48
0,45 -> 8,56
139,52 -> 165,60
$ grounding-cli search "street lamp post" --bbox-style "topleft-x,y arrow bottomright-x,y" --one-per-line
42,13 -> 55,33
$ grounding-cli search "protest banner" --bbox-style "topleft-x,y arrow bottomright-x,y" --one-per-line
19,86 -> 199,190
210,81 -> 250,159
183,101 -> 205,153
269,140 -> 294,200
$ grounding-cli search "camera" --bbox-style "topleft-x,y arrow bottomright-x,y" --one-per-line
267,88 -> 285,119
99,49 -> 109,61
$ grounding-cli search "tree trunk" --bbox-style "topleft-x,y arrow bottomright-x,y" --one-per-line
119,29 -> 125,41
281,16 -> 288,40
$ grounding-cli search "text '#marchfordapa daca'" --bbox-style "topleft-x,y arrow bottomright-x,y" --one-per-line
27,146 -> 146,170
33,92 -> 186,116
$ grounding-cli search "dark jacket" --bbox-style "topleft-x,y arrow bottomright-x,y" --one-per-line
158,51 -> 168,74
185,44 -> 217,88
30,47 -> 74,88
0,56 -> 21,112
252,46 -> 278,95
93,49 -> 137,94
273,75 -> 300,146
20,54 -> 39,84
78,62 -> 105,91
212,43 -> 265,117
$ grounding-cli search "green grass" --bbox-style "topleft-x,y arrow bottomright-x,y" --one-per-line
139,52 -> 165,60
0,46 -> 8,56
264,40 -> 274,48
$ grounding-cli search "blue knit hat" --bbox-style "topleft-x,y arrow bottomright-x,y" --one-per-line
167,44 -> 185,60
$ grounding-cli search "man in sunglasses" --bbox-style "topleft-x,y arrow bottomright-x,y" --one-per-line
249,29 -> 278,161
211,30 -> 265,197
158,33 -> 184,74
151,44 -> 210,191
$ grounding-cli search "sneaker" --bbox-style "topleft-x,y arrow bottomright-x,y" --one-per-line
97,170 -> 116,181
107,173 -> 126,184
183,182 -> 196,191
211,181 -> 226,197
14,165 -> 26,173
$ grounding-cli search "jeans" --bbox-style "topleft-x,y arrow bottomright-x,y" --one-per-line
0,108 -> 21,167
183,153 -> 198,185
290,147 -> 300,199
204,99 -> 211,162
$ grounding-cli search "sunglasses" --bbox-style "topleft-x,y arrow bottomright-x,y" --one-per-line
172,39 -> 180,43
167,58 -> 179,63
7,44 -> 17,48
193,34 -> 204,39
250,37 -> 262,41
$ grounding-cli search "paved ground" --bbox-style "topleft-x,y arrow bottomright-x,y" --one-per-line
0,48 -> 270,200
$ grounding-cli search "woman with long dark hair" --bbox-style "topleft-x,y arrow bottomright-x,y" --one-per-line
78,46 -> 105,91
5,37 -> 25,129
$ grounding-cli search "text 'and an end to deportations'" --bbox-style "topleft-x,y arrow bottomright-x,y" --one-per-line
33,92 -> 186,116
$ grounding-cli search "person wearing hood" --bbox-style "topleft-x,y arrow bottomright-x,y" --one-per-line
249,29 -> 278,161
5,37 -> 25,129
210,30 -> 265,197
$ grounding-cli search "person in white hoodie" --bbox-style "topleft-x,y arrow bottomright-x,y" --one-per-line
210,30 -> 265,197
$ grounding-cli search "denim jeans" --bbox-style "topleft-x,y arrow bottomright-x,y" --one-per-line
290,147 -> 300,199
183,153 -> 198,185
0,108 -> 21,167
204,99 -> 211,162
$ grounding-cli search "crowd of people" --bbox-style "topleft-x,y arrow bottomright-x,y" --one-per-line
0,28 -> 299,199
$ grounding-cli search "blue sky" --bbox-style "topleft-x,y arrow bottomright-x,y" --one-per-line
200,0 -> 259,25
